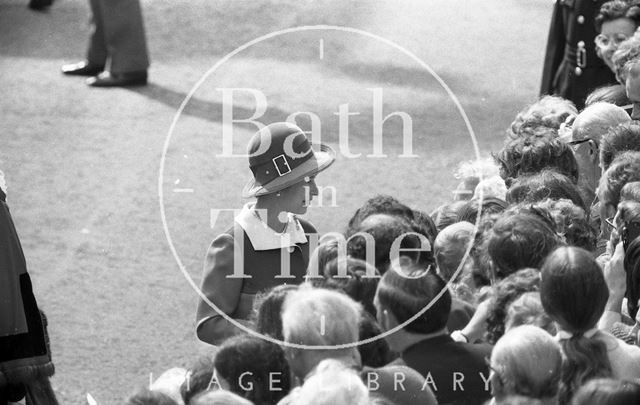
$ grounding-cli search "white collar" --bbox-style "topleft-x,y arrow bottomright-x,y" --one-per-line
235,203 -> 308,251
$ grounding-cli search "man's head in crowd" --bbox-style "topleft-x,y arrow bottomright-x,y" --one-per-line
346,195 -> 414,231
281,286 -> 362,380
309,257 -> 380,317
286,359 -> 370,405
123,389 -> 179,405
434,221 -> 475,283
487,212 -> 562,280
191,390 -> 253,405
374,258 -> 451,351
254,284 -> 298,342
213,334 -> 291,405
505,170 -> 586,211
489,326 -> 562,404
181,356 -> 216,405
347,213 -> 427,274
600,121 -> 640,171
458,196 -> 509,225
569,103 -> 630,200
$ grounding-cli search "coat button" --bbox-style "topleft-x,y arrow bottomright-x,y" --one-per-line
575,67 -> 583,76
577,15 -> 585,24
287,246 -> 295,253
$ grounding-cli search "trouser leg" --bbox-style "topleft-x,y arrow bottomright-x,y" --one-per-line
86,0 -> 108,66
99,0 -> 150,74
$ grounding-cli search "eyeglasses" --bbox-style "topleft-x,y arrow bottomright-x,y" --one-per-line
595,33 -> 629,49
567,138 -> 598,155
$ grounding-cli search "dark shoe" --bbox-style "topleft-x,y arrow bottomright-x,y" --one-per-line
62,61 -> 105,76
86,71 -> 148,87
29,0 -> 53,10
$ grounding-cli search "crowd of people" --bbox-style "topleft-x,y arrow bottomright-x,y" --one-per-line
121,4 -> 640,402
10,0 -> 640,404
121,1 -> 640,404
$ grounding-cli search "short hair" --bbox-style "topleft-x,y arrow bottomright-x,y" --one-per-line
505,292 -> 556,335
309,257 -> 380,317
540,247 -> 613,403
595,0 -> 640,31
124,389 -> 179,405
191,390 -> 253,405
600,122 -> 640,171
434,221 -> 475,282
411,209 -> 438,247
490,325 -> 562,400
357,311 -> 393,368
571,102 -> 630,143
509,95 -> 578,136
282,286 -> 361,347
506,170 -> 586,211
585,85 -> 631,107
347,214 -> 423,274
347,195 -> 414,231
376,260 -> 451,334
458,196 -> 508,224
181,357 -> 216,405
288,359 -> 369,405
487,213 -> 562,279
253,284 -> 298,341
494,129 -> 579,184
599,151 -> 640,208
485,268 -> 541,344
430,201 -> 466,232
308,238 -> 342,277
570,378 -> 640,405
213,334 -> 290,405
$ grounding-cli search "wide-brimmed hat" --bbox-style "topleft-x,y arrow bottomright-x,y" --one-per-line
242,122 -> 336,198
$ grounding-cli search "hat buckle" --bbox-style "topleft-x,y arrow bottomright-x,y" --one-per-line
272,154 -> 292,177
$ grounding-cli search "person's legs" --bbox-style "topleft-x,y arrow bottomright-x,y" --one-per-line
86,0 -> 108,67
61,0 -> 106,75
100,0 -> 149,74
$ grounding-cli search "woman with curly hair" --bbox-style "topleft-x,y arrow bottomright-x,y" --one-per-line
595,0 -> 640,75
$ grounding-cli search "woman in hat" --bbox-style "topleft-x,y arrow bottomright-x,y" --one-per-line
195,122 -> 335,345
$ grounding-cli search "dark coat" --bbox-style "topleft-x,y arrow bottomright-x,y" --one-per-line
540,0 -> 617,109
391,334 -> 493,405
195,218 -> 316,345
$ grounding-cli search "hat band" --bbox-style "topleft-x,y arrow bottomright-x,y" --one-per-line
250,150 -> 315,187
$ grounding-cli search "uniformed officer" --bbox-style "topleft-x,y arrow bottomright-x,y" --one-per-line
541,0 -> 618,110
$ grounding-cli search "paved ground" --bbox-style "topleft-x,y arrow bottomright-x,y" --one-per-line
1,0 -> 552,403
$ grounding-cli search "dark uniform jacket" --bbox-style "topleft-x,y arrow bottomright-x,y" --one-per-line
541,0 -> 617,109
